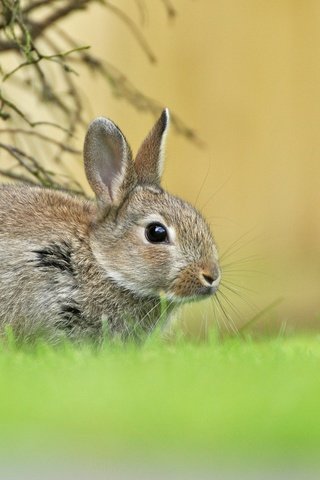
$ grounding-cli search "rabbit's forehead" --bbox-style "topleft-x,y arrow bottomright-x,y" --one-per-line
127,188 -> 200,223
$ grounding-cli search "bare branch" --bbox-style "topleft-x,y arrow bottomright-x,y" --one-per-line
0,90 -> 33,125
0,0 -> 199,196
0,128 -> 81,154
0,0 -> 91,52
3,45 -> 89,81
0,168 -> 40,185
0,142 -> 85,194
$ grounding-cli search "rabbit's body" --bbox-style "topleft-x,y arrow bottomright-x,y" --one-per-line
0,110 -> 221,342
0,185 -> 164,341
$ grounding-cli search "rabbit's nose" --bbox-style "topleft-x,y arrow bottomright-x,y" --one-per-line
200,265 -> 221,288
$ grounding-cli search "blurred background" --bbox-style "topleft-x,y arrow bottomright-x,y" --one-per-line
1,3 -> 320,474
2,0 -> 320,335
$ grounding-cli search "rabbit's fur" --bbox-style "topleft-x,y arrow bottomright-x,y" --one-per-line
0,110 -> 221,342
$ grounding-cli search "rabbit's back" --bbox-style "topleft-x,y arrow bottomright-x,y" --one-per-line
0,185 -> 99,340
0,185 -> 95,237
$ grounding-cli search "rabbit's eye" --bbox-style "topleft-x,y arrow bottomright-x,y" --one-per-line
145,223 -> 168,243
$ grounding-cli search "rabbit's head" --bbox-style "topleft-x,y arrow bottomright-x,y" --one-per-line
84,110 -> 221,303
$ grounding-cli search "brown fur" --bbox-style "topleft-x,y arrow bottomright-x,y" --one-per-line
0,111 -> 221,342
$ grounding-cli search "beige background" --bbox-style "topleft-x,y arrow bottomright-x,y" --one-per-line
68,0 -> 320,334
8,1 -> 320,334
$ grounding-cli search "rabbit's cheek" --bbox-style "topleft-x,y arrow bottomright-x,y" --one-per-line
141,247 -> 170,265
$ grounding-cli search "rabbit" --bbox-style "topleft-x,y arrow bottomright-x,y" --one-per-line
0,109 -> 221,342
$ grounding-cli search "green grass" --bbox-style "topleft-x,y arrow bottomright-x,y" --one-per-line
1,334 -> 320,466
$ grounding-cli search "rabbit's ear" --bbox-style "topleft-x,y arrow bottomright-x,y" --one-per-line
84,117 -> 136,211
135,109 -> 170,185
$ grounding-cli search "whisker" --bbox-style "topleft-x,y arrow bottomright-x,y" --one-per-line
219,229 -> 256,261
210,297 -> 225,333
221,254 -> 261,269
209,296 -> 222,333
213,293 -> 239,335
220,279 -> 256,295
200,173 -> 233,213
212,295 -> 235,334
219,284 -> 257,312
194,160 -> 211,208
220,280 -> 256,300
145,298 -> 174,340
206,215 -> 242,226
221,267 -> 263,276
218,289 -> 244,327
128,298 -> 162,339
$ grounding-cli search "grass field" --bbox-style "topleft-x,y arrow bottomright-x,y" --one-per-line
1,332 -> 320,469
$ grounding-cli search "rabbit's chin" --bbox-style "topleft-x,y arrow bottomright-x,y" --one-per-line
162,289 -> 219,305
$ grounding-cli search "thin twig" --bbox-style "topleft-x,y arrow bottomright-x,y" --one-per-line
0,0 -> 91,52
0,129 -> 81,153
3,45 -> 89,81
